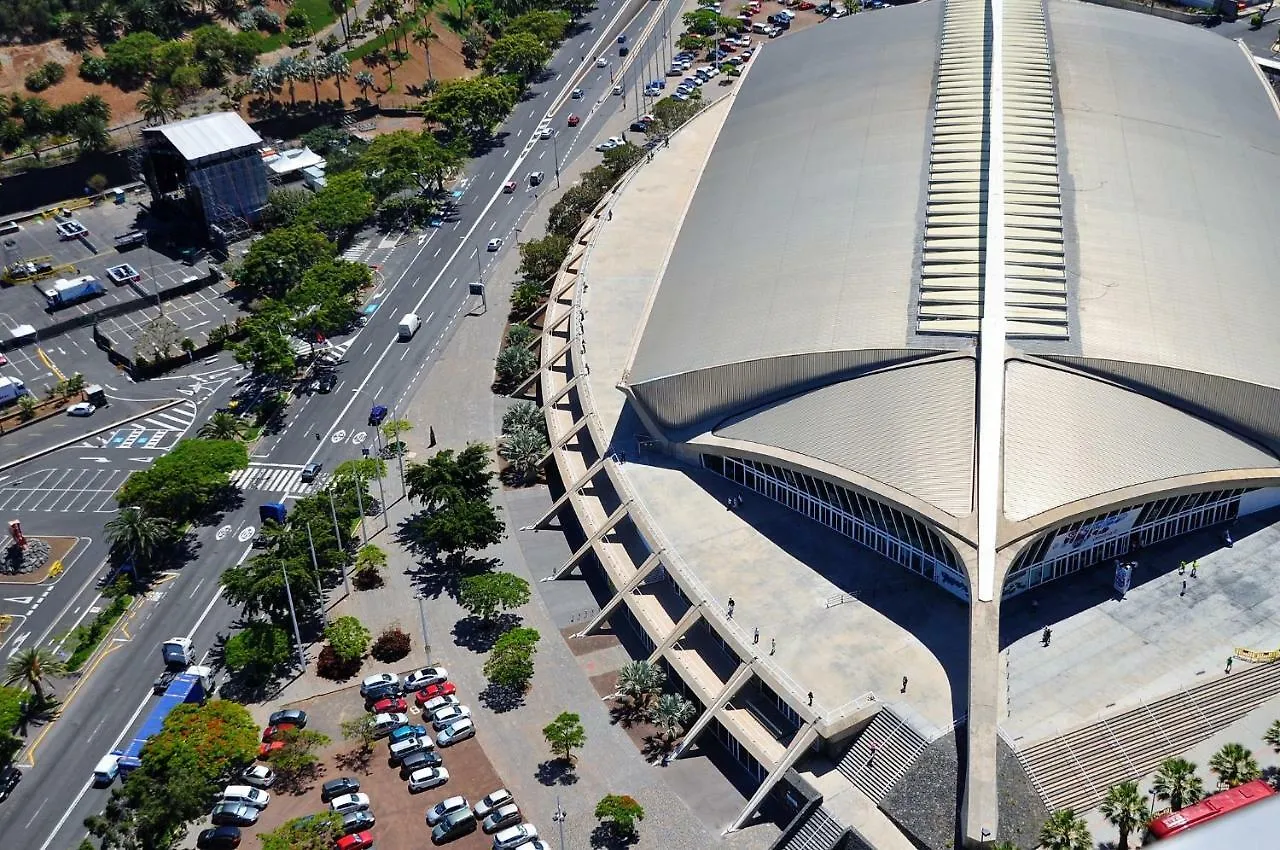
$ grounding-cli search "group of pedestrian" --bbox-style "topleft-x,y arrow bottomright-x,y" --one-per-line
725,494 -> 745,509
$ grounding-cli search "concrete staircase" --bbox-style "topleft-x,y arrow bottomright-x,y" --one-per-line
776,806 -> 845,850
836,707 -> 929,802
1019,661 -> 1280,811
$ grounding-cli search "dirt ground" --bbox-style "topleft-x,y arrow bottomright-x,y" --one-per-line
0,43 -> 142,124
235,686 -> 505,849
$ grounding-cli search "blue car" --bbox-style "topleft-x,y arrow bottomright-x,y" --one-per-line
388,724 -> 429,744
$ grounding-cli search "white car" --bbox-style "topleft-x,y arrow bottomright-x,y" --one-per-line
241,764 -> 275,789
426,795 -> 471,826
596,56 -> 608,67
359,673 -> 399,696
221,785 -> 270,809
431,704 -> 472,730
539,127 -> 555,139
474,788 -> 514,820
422,694 -> 461,714
595,139 -> 617,152
389,736 -> 430,763
486,238 -> 503,252
329,792 -> 371,814
372,712 -> 409,737
492,823 -> 539,849
407,766 -> 450,792
612,84 -> 623,96
403,667 -> 449,692
67,402 -> 95,417
436,717 -> 476,746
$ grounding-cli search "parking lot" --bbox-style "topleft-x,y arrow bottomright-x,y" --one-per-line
227,680 -> 509,849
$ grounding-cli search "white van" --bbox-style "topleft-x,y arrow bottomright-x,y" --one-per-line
398,313 -> 421,340
93,754 -> 120,785
752,21 -> 769,33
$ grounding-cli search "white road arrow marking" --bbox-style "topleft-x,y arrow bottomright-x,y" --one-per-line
130,457 -> 154,463
79,457 -> 111,464
3,596 -> 33,605
7,632 -> 30,657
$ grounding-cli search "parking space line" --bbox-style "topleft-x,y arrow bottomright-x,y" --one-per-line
49,469 -> 99,512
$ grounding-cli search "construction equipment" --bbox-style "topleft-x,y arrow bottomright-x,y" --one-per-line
3,256 -> 76,284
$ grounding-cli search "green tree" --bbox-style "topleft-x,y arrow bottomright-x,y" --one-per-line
235,224 -> 335,299
419,497 -> 504,566
223,622 -> 293,677
405,443 -> 495,509
1039,809 -> 1090,850
518,233 -> 570,283
483,32 -> 551,80
603,141 -> 644,175
423,75 -> 517,140
595,794 -> 645,838
495,345 -> 537,392
381,417 -> 413,443
272,728 -> 330,783
301,171 -> 375,237
499,426 -> 548,485
650,692 -> 697,742
1151,757 -> 1204,811
300,257 -> 373,297
340,714 -> 378,755
505,9 -> 571,45
261,813 -> 344,850
262,187 -> 311,229
198,410 -> 247,440
484,625 -> 539,689
1209,742 -> 1261,788
615,659 -> 665,711
137,80 -> 177,124
458,571 -> 531,623
232,311 -> 298,382
139,700 -> 259,788
4,647 -> 66,701
75,115 -> 111,154
412,22 -> 439,81
542,710 -> 585,762
1099,781 -> 1150,850
104,507 -> 174,572
105,31 -> 164,87
357,130 -> 434,199
324,615 -> 371,662
355,543 -> 388,572
1264,718 -> 1280,752
286,274 -> 358,341
117,439 -> 248,524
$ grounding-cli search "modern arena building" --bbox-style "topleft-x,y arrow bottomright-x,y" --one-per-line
531,0 -> 1280,847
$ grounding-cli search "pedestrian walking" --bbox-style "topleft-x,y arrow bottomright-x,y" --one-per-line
867,744 -> 878,767
770,637 -> 776,655
901,676 -> 908,693
727,597 -> 735,618
1227,656 -> 1234,673
1042,627 -> 1052,647
607,209 -> 613,221
1181,579 -> 1187,596
1191,562 -> 1198,578
753,627 -> 759,644
1179,560 -> 1186,575
807,691 -> 813,706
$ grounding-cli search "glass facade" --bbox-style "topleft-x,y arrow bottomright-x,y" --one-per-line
702,453 -> 970,601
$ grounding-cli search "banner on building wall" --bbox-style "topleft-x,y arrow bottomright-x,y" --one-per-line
1045,508 -> 1142,561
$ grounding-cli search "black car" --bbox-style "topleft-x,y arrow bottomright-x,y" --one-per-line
196,825 -> 241,849
363,681 -> 403,703
209,803 -> 257,827
630,121 -> 650,133
619,45 -> 629,55
399,749 -> 444,778
368,405 -> 388,426
153,669 -> 177,695
342,810 -> 376,835
316,372 -> 337,393
321,776 -> 361,802
0,764 -> 21,802
267,709 -> 308,728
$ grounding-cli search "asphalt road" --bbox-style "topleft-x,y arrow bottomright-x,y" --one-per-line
2,1 -> 681,846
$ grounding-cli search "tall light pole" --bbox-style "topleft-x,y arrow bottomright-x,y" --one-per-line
328,485 -> 352,597
552,797 -> 567,850
306,521 -> 327,627
361,447 -> 390,531
416,592 -> 432,662
552,130 -> 561,189
281,564 -> 306,669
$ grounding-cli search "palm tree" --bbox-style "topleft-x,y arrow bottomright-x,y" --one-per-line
138,81 -> 176,125
412,22 -> 439,82
498,426 -> 548,485
1151,757 -> 1204,811
300,58 -> 323,103
354,70 -> 377,102
59,12 -> 94,50
1099,781 -> 1150,850
199,411 -> 245,440
327,55 -> 351,103
1265,718 -> 1280,752
201,47 -> 230,87
1039,809 -> 1091,850
250,65 -> 278,103
331,0 -> 353,44
212,0 -> 243,22
275,56 -> 301,108
79,94 -> 110,123
93,3 -> 125,42
75,116 -> 111,154
5,648 -> 67,702
616,660 -> 666,710
105,507 -> 174,571
649,692 -> 696,742
1209,742 -> 1261,788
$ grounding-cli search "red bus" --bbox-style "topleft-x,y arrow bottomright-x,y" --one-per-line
1148,779 -> 1275,840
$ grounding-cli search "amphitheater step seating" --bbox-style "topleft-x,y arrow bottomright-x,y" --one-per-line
777,806 -> 845,850
1019,661 -> 1280,812
835,707 -> 929,803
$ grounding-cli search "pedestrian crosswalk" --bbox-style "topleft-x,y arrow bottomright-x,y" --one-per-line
231,463 -> 328,496
95,401 -> 198,451
141,401 -> 197,434
340,233 -> 404,266
340,238 -> 373,262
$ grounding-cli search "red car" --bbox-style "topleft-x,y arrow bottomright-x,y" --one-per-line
372,696 -> 408,714
415,681 -> 457,707
798,0 -> 815,8
261,724 -> 295,743
335,831 -> 373,850
502,180 -> 517,193
258,741 -> 285,759
567,114 -> 580,127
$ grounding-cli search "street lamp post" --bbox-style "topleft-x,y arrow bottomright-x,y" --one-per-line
305,521 -> 327,627
552,797 -> 567,850
281,564 -> 306,669
417,592 -> 432,662
361,447 -> 390,531
552,131 -> 561,189
328,485 -> 352,597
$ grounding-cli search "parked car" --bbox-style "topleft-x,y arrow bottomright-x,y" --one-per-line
431,704 -> 473,730
363,681 -> 402,703
388,724 -> 430,744
341,810 -> 375,834
482,803 -> 523,834
403,665 -> 449,690
267,709 -> 307,729
415,680 -> 457,703
421,694 -> 461,715
432,807 -> 477,843
372,713 -> 409,737
321,777 -> 361,802
398,749 -> 443,777
427,796 -> 472,826
220,785 -> 270,809
596,139 -> 618,152
210,803 -> 258,827
503,180 -> 517,193
359,673 -> 399,696
492,824 -> 539,849
474,789 -> 514,820
335,831 -> 373,850
372,696 -> 408,714
196,825 -> 241,849
389,736 -> 430,764
261,724 -> 294,743
257,741 -> 284,759
407,766 -> 450,792
437,718 -> 476,746
240,765 -> 275,789
329,792 -> 372,815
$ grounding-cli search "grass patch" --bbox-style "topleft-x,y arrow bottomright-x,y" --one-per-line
253,0 -> 341,52
66,595 -> 133,672
345,15 -> 420,61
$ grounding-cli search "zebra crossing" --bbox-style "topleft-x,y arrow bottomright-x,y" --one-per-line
231,463 -> 328,496
340,232 -> 404,266
97,400 -> 198,451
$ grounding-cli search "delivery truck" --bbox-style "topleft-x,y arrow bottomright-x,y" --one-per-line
0,376 -> 28,406
44,275 -> 104,309
95,667 -> 214,783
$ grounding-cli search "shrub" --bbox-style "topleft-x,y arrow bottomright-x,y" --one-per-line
370,627 -> 411,662
502,400 -> 545,437
494,346 -> 538,393
324,615 -> 370,662
41,61 -> 66,85
352,567 -> 384,590
25,69 -> 52,92
253,7 -> 282,31
236,10 -> 257,30
509,280 -> 545,318
316,644 -> 361,680
505,323 -> 538,348
285,8 -> 311,29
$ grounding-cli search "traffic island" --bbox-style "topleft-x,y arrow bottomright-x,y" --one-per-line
0,534 -> 78,583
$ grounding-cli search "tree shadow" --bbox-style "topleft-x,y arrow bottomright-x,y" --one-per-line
11,694 -> 61,736
535,758 -> 579,787
639,734 -> 670,762
589,823 -> 638,848
451,613 -> 519,653
275,761 -> 324,795
478,682 -> 526,714
606,699 -> 645,729
336,746 -> 374,775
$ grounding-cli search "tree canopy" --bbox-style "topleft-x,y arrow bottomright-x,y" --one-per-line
300,171 -> 375,237
458,571 -> 531,623
424,76 -> 518,140
483,32 -> 551,81
324,615 -> 370,662
542,710 -> 585,762
235,224 -> 335,300
223,622 -> 293,678
117,438 -> 247,523
405,443 -> 495,509
260,813 -> 344,850
484,625 -> 539,690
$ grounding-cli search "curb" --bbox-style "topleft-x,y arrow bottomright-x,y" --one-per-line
0,397 -> 184,475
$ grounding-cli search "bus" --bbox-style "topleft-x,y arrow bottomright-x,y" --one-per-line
1148,779 -> 1274,840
